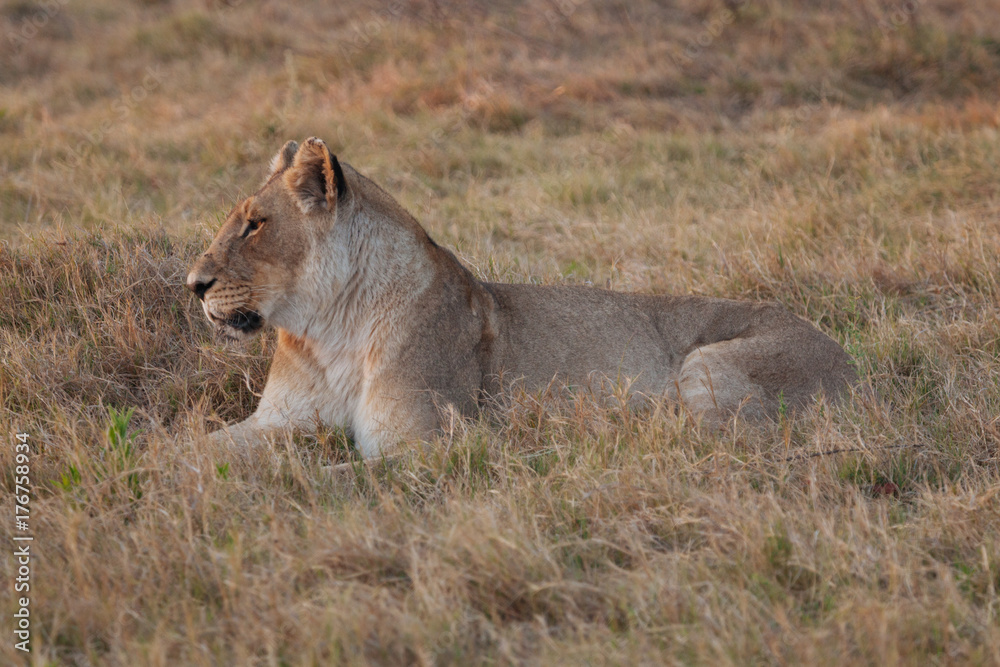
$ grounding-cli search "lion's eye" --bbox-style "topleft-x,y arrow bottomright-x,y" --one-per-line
241,216 -> 265,238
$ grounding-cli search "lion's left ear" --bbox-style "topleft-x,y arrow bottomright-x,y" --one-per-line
267,140 -> 299,179
284,137 -> 347,214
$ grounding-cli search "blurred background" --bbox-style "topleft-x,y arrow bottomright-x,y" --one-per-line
3,0 -> 999,291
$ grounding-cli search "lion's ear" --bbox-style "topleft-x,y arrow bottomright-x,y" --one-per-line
283,137 -> 347,214
267,140 -> 299,179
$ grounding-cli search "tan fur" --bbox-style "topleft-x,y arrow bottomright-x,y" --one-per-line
187,138 -> 855,457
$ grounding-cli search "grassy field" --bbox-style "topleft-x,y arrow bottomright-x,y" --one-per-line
2,0 -> 1000,663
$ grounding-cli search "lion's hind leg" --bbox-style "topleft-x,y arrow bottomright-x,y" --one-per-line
677,324 -> 850,425
677,340 -> 774,426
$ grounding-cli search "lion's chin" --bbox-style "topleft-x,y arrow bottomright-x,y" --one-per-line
214,325 -> 260,343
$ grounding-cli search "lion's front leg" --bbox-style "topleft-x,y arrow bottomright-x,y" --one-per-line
206,372 -> 321,463
207,412 -> 287,450
205,414 -> 294,468
352,378 -> 462,459
206,328 -> 343,457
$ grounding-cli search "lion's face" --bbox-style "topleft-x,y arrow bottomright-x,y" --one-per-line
186,138 -> 347,340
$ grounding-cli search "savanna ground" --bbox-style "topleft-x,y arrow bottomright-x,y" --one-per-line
2,0 -> 1000,664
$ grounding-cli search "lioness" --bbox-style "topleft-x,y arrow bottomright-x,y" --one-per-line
187,138 -> 853,457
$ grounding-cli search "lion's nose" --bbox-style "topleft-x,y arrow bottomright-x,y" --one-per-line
186,274 -> 216,300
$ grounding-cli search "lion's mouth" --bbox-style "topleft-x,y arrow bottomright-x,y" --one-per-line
205,305 -> 264,339
224,309 -> 263,333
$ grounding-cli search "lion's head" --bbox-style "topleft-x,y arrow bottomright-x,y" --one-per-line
186,137 -> 348,340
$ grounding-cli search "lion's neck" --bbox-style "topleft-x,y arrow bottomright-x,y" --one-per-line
282,206 -> 437,351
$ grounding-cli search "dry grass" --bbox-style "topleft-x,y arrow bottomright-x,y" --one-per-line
2,0 -> 1000,664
